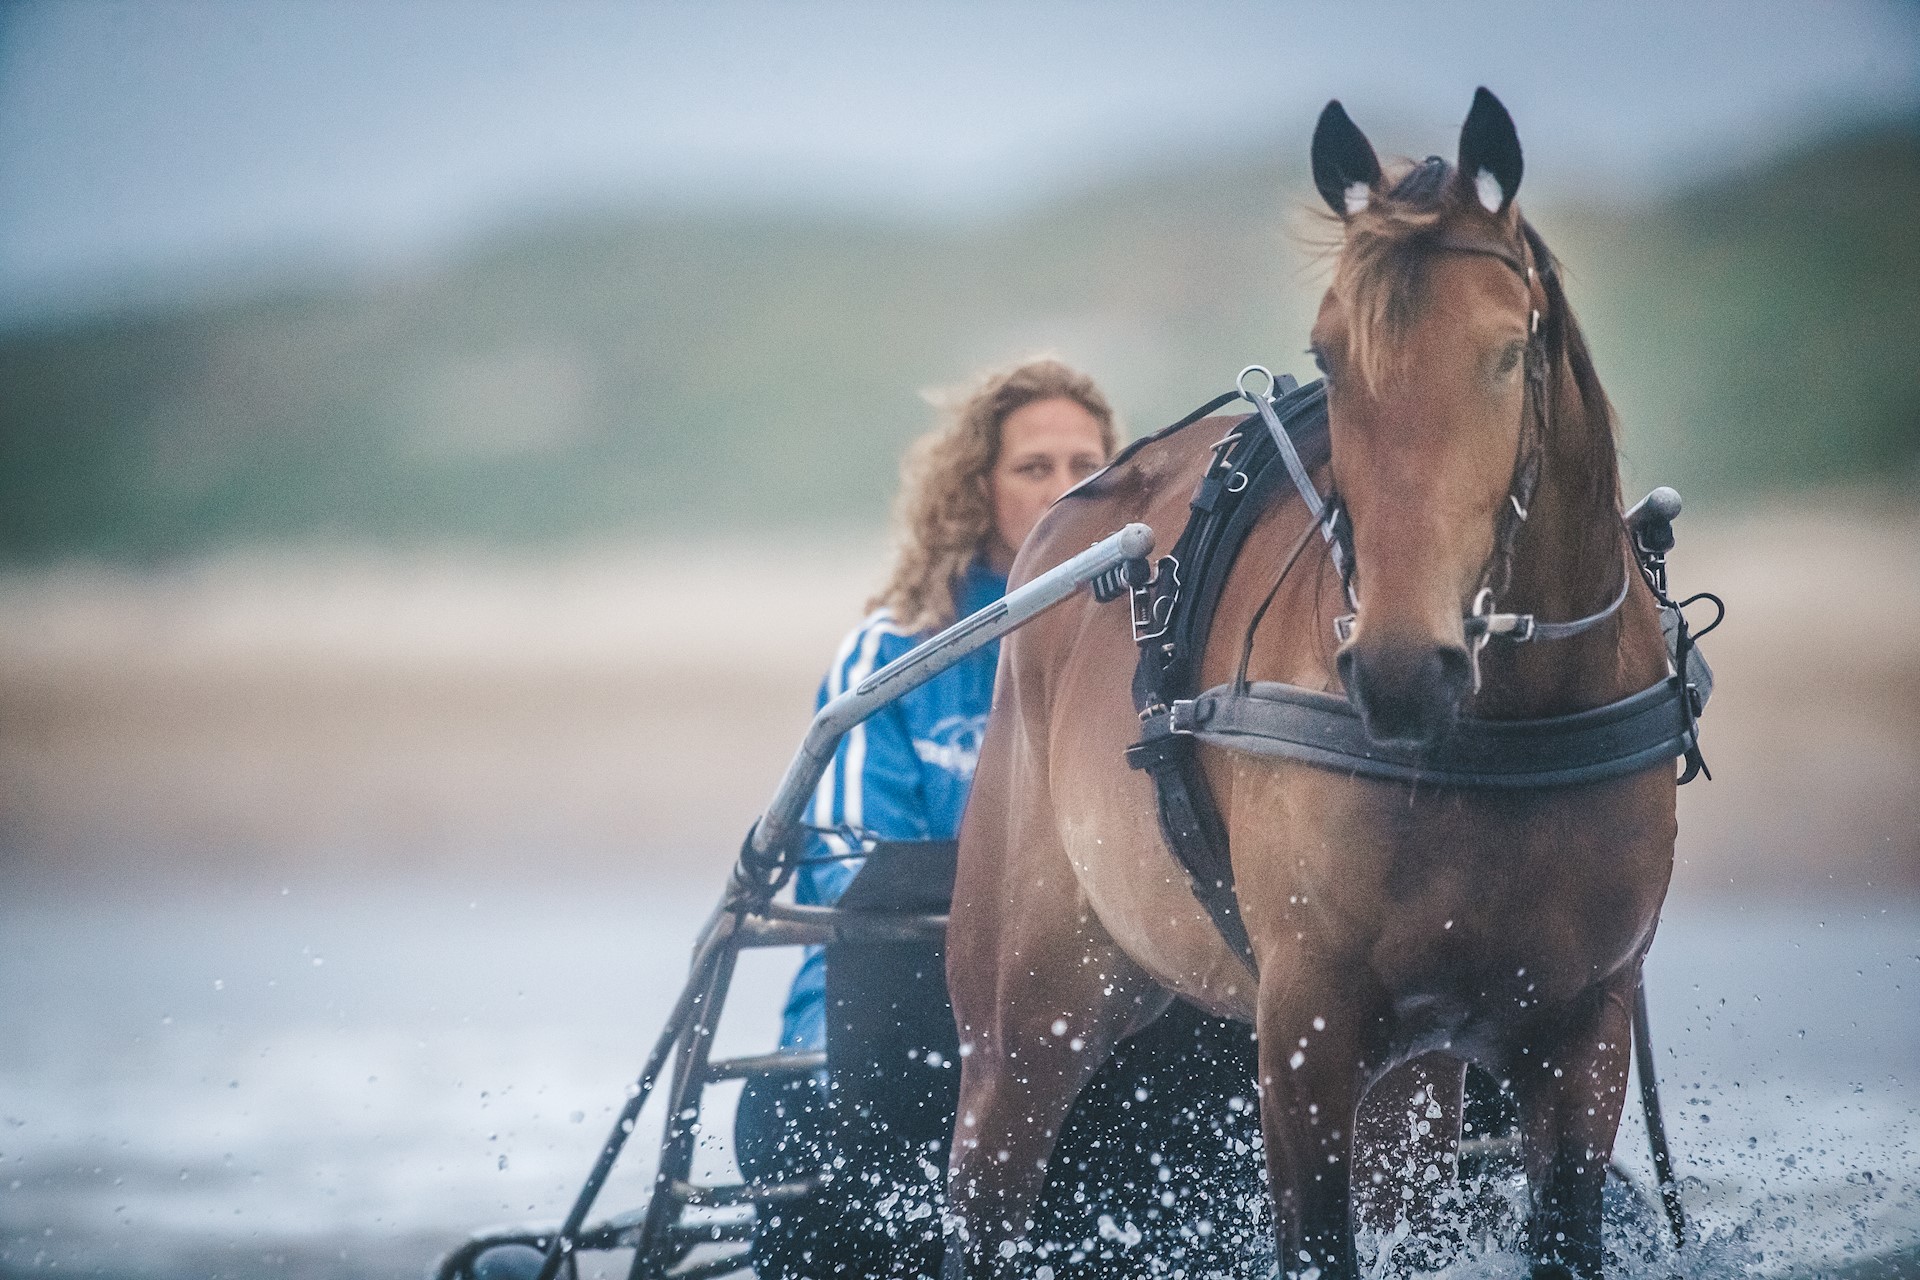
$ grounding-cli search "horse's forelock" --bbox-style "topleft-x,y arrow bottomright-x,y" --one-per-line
1331,160 -> 1455,391
1390,155 -> 1451,206
1332,156 -> 1519,393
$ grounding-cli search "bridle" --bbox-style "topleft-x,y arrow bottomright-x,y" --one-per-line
1235,220 -> 1629,692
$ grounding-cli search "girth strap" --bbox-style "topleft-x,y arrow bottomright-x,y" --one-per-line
1122,378 -> 1332,975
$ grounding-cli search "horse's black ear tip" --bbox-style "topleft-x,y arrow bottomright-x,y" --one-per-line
1467,87 -> 1513,128
1312,99 -> 1351,145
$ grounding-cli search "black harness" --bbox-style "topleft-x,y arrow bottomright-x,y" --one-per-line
1080,363 -> 1720,975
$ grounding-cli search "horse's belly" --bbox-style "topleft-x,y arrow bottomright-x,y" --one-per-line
1057,779 -> 1257,1019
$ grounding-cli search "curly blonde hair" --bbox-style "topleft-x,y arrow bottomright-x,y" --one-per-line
871,358 -> 1117,633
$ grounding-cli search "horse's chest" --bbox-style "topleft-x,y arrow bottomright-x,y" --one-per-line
1240,766 -> 1673,995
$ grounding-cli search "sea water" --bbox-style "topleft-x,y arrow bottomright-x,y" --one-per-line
1,882 -> 1912,1278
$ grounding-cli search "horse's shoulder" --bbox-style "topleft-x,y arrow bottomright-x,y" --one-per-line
1018,411 -> 1241,588
1062,412 -> 1245,508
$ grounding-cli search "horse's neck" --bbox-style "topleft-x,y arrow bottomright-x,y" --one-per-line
1473,360 -> 1646,717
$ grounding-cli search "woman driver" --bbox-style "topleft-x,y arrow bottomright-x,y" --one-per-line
783,358 -> 1115,1052
739,358 -> 1264,1279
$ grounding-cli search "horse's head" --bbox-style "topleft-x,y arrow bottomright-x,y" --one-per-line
1309,88 -> 1548,747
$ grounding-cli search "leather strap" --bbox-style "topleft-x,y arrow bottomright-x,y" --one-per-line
1172,662 -> 1707,790
1121,380 -> 1331,975
1084,347 -> 1716,978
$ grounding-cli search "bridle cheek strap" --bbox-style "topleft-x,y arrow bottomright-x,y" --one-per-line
1247,225 -> 1567,646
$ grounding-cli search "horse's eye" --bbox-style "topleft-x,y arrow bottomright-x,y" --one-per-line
1494,342 -> 1525,376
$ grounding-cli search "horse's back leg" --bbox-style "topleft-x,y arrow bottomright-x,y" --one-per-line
1513,971 -> 1638,1280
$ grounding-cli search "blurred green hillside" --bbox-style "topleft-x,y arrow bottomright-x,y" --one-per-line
2,123 -> 1914,566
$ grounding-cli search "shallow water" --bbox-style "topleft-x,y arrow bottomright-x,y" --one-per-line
1,880 -> 1913,1278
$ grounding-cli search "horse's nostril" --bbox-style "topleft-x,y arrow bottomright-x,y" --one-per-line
1429,645 -> 1472,699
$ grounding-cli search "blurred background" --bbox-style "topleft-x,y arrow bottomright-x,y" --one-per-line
1,3 -> 1914,1277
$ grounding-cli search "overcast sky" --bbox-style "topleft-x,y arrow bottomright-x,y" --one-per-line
1,0 -> 1914,319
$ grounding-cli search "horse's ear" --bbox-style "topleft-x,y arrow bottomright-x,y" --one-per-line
1457,87 -> 1523,215
1311,100 -> 1382,217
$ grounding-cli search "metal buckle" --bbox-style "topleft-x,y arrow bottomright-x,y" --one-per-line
1467,587 -> 1496,693
1130,555 -> 1181,643
1637,545 -> 1671,605
1333,613 -> 1355,644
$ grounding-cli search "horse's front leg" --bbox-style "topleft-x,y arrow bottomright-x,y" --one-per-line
944,913 -> 1168,1278
1256,957 -> 1378,1280
1513,971 -> 1638,1280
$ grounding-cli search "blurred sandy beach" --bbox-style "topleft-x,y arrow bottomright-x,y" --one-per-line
2,494 -> 1914,900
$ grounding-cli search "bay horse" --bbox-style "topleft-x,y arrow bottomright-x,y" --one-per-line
945,90 -> 1675,1279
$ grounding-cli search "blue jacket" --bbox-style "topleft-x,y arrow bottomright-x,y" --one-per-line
778,560 -> 1008,1050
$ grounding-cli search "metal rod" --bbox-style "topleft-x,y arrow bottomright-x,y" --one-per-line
744,901 -> 949,944
749,523 -> 1154,861
634,934 -> 745,1277
669,1175 -> 825,1208
702,1049 -> 827,1081
1633,977 -> 1687,1250
669,1217 -> 755,1245
531,911 -> 739,1280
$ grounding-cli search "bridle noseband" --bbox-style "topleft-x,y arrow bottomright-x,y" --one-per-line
1238,221 -> 1629,692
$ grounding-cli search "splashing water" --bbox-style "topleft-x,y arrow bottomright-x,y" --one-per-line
0,888 -> 1911,1277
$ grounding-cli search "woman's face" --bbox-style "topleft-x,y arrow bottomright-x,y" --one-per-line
987,395 -> 1109,572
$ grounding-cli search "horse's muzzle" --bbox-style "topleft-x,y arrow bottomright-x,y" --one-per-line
1337,639 -> 1473,747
